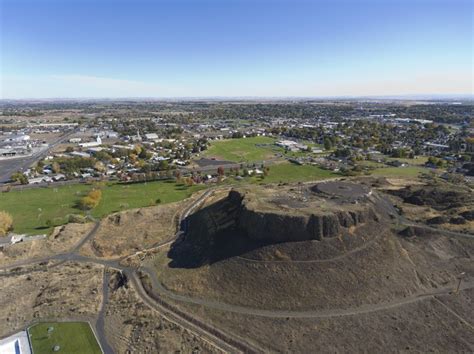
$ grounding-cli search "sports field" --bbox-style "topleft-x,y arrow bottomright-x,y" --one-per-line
0,181 -> 204,235
28,322 -> 102,354
202,136 -> 281,162
249,162 -> 338,184
371,166 -> 429,177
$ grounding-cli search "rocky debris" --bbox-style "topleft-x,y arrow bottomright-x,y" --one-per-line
449,216 -> 466,225
460,210 -> 474,221
171,184 -> 390,267
388,185 -> 473,210
427,216 -> 448,225
399,226 -> 417,238
110,271 -> 128,291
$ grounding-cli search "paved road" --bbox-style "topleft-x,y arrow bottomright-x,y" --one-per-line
1,185 -> 473,353
0,130 -> 76,184
0,188 -> 252,354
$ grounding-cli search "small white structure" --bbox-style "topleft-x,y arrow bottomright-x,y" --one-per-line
144,133 -> 159,141
79,136 -> 102,148
11,235 -> 25,244
0,331 -> 32,354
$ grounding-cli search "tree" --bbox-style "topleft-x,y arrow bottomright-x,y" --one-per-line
11,171 -> 28,185
52,162 -> 61,173
0,211 -> 13,236
323,137 -> 333,150
78,189 -> 102,210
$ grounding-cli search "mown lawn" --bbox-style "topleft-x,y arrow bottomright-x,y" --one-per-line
245,162 -> 338,184
29,322 -> 102,354
0,181 -> 204,235
370,166 -> 430,178
202,136 -> 282,162
0,184 -> 91,235
92,181 -> 204,218
385,156 -> 429,166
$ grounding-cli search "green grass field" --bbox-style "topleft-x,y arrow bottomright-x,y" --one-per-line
385,156 -> 429,166
241,162 -> 338,184
28,322 -> 102,354
0,181 -> 204,235
0,184 -> 91,235
92,181 -> 204,218
202,136 -> 282,162
370,166 -> 429,177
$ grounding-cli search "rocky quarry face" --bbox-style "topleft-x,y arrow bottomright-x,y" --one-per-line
169,182 -> 396,267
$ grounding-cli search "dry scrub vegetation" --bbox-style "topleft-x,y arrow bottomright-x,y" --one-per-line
0,223 -> 94,266
105,271 -> 220,354
81,201 -> 185,259
0,262 -> 103,337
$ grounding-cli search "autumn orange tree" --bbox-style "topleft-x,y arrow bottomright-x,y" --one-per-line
0,211 -> 13,236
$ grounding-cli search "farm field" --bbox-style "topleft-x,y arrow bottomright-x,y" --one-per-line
28,322 -> 102,354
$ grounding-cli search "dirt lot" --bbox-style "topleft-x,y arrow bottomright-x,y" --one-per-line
0,261 -> 103,337
0,223 -> 94,266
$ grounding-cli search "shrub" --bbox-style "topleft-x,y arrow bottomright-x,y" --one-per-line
78,189 -> 102,210
0,211 -> 13,236
68,214 -> 87,223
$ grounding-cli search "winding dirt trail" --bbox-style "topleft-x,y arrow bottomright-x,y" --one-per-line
1,185 -> 473,353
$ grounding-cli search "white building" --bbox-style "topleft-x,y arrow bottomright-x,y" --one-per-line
79,136 -> 102,148
0,331 -> 32,354
145,133 -> 159,141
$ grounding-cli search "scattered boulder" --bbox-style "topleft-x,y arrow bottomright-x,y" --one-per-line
460,210 -> 474,221
427,216 -> 448,225
450,216 -> 466,225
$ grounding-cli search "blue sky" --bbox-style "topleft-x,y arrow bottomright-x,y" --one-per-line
1,0 -> 472,98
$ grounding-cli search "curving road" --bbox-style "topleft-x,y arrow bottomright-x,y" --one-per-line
0,188 -> 256,354
1,184 -> 473,353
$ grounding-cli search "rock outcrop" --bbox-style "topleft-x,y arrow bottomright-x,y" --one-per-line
187,189 -> 379,244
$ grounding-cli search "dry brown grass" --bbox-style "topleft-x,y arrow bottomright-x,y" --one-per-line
0,223 -> 95,266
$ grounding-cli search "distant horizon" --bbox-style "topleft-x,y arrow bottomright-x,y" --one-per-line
1,93 -> 473,103
1,0 -> 472,99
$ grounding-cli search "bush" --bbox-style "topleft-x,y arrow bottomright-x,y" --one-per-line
78,189 -> 102,210
68,214 -> 87,223
11,172 -> 28,185
0,211 -> 13,236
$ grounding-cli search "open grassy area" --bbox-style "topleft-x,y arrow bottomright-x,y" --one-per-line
0,181 -> 204,235
202,136 -> 282,162
92,181 -> 204,218
385,156 -> 429,166
238,162 -> 338,184
370,166 -> 430,178
0,184 -> 91,235
28,322 -> 101,354
262,162 -> 337,183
